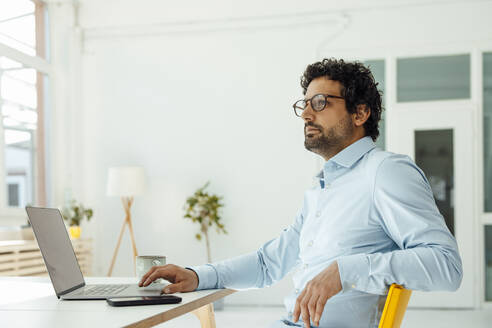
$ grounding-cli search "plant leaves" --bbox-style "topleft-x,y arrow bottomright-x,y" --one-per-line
183,182 -> 226,237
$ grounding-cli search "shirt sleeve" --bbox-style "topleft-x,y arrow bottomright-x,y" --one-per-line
186,206 -> 305,290
337,154 -> 463,295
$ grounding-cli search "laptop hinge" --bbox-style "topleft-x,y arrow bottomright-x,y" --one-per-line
58,282 -> 86,297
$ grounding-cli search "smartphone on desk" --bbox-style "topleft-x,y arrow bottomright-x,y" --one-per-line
107,295 -> 182,307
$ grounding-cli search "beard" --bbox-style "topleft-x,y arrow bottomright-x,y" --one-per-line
304,114 -> 354,157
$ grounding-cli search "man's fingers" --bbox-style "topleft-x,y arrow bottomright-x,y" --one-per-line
292,289 -> 306,323
138,266 -> 159,286
307,295 -> 319,327
141,266 -> 173,286
292,298 -> 301,323
313,296 -> 327,327
142,270 -> 164,286
300,298 -> 310,328
162,282 -> 184,294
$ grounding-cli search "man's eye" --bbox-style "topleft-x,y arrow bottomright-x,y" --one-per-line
312,100 -> 324,108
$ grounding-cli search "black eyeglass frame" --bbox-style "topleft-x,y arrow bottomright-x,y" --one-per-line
292,93 -> 345,117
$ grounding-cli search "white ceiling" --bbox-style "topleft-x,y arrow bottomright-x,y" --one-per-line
75,0 -> 490,29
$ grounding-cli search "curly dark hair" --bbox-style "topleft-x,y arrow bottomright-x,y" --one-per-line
300,58 -> 383,141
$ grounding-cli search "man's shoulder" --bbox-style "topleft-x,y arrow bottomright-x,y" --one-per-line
365,147 -> 413,167
364,148 -> 428,190
361,147 -> 416,179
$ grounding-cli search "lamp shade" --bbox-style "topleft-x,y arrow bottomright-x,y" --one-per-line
106,166 -> 146,197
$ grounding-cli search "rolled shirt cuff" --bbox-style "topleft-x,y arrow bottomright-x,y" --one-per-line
185,264 -> 218,290
337,254 -> 370,293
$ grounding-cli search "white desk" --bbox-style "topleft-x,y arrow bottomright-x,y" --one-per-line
0,276 -> 235,328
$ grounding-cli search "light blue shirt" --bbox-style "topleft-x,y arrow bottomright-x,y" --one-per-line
188,136 -> 462,328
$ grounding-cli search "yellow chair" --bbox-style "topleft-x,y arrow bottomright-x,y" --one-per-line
378,284 -> 412,328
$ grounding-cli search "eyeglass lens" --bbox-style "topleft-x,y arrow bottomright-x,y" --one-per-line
311,94 -> 326,111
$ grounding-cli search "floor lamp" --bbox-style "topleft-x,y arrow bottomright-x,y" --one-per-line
106,166 -> 146,277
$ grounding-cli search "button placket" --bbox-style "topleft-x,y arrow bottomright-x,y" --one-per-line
315,180 -> 331,219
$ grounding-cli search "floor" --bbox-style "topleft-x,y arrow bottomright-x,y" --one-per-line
157,305 -> 492,327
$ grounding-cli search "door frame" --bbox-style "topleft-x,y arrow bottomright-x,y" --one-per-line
387,101 -> 477,308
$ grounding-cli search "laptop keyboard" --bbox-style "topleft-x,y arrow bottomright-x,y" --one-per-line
83,284 -> 129,296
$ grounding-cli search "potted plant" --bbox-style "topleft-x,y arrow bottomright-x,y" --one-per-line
184,182 -> 227,310
61,200 -> 94,239
184,181 -> 226,263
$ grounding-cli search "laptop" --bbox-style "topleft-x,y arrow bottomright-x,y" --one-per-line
25,206 -> 169,300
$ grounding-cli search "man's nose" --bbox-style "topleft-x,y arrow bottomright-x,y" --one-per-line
301,105 -> 315,122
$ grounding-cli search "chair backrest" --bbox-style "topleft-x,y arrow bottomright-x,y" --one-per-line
378,284 -> 412,328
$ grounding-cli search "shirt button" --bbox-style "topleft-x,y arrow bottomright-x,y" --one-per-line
295,289 -> 300,293
316,211 -> 321,217
351,284 -> 356,289
307,240 -> 313,247
325,183 -> 330,188
303,264 -> 309,270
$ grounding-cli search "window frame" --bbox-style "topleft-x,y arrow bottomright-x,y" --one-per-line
0,0 -> 51,220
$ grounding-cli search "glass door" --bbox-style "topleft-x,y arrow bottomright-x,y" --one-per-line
387,103 -> 475,308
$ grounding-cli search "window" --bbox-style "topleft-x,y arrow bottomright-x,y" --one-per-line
484,52 -> 492,212
485,226 -> 492,301
0,0 -> 49,214
397,54 -> 470,102
415,129 -> 454,235
0,0 -> 38,56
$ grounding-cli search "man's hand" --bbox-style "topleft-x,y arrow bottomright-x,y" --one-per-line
293,261 -> 342,328
138,264 -> 199,294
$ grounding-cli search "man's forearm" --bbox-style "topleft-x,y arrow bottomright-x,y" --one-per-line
337,244 -> 463,295
187,211 -> 303,291
187,250 -> 271,290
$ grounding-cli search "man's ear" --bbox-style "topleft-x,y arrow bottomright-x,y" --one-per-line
352,104 -> 371,127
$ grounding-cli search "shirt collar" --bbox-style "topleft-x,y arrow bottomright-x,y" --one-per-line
329,136 -> 376,168
315,136 -> 376,183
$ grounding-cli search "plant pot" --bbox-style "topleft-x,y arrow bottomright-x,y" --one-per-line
69,226 -> 81,239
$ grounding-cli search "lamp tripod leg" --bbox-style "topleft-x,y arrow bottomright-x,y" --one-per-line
107,197 -> 139,277
107,213 -> 128,277
125,197 -> 139,276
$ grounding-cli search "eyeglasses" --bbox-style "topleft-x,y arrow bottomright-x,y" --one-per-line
292,93 -> 344,117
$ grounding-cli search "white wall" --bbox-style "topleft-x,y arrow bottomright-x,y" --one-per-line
49,0 -> 492,306
79,23 -> 319,306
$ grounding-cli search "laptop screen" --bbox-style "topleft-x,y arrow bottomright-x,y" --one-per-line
26,207 -> 84,296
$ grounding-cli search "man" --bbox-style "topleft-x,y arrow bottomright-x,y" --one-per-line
139,58 -> 462,328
